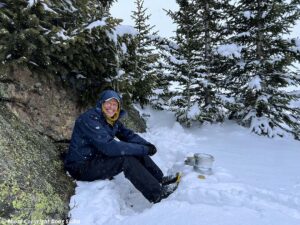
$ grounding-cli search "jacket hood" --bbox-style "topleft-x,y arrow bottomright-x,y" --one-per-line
96,90 -> 126,118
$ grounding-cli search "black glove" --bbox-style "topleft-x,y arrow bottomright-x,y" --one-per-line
147,144 -> 157,156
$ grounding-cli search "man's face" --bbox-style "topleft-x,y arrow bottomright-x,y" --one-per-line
103,98 -> 119,117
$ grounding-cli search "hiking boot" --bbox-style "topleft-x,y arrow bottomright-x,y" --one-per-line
161,172 -> 181,186
153,183 -> 178,203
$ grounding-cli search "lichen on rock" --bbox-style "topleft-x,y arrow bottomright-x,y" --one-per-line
0,104 -> 74,224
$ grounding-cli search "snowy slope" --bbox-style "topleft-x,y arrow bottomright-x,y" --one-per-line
67,107 -> 300,225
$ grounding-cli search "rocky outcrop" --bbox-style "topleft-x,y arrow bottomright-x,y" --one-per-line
0,65 -> 82,141
0,103 -> 74,223
121,104 -> 147,132
120,92 -> 147,133
0,65 -> 147,141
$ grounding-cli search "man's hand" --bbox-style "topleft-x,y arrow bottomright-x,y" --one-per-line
147,144 -> 157,156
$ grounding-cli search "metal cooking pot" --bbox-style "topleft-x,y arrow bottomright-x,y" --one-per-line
185,153 -> 215,175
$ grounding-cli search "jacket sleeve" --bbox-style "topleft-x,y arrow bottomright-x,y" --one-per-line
79,116 -> 149,157
116,122 -> 151,146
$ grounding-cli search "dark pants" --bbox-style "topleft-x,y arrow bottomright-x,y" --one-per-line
65,155 -> 164,203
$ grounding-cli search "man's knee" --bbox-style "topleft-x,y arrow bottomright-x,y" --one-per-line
122,156 -> 139,167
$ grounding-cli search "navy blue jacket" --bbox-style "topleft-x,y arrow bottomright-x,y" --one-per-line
64,90 -> 150,166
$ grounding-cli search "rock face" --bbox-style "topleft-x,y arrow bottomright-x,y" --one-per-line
120,92 -> 147,133
0,66 -> 82,141
121,104 -> 147,133
0,104 -> 74,223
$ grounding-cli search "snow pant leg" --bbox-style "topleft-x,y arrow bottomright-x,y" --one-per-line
137,155 -> 164,183
78,156 -> 124,181
71,155 -> 162,202
122,156 -> 162,203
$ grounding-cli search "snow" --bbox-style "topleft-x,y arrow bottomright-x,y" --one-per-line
56,29 -> 71,40
84,20 -> 137,45
86,20 -> 107,30
115,69 -> 125,79
248,75 -> 262,91
76,74 -> 86,79
105,24 -> 138,44
169,56 -> 187,65
236,31 -> 251,37
293,38 -> 300,52
257,95 -> 269,103
41,3 -> 57,13
217,44 -> 242,58
218,94 -> 235,104
243,11 -> 253,19
120,43 -> 127,54
67,107 -> 300,225
27,0 -> 34,7
85,20 -> 136,36
187,102 -> 200,119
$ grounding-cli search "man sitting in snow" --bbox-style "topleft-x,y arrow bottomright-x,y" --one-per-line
64,89 -> 179,203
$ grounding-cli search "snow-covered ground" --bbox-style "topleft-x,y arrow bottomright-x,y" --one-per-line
67,107 -> 300,225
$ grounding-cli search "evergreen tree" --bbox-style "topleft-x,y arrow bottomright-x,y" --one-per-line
0,0 -> 125,104
225,0 -> 300,138
164,0 -> 231,126
148,35 -> 174,110
129,0 -> 159,106
0,0 -> 56,68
